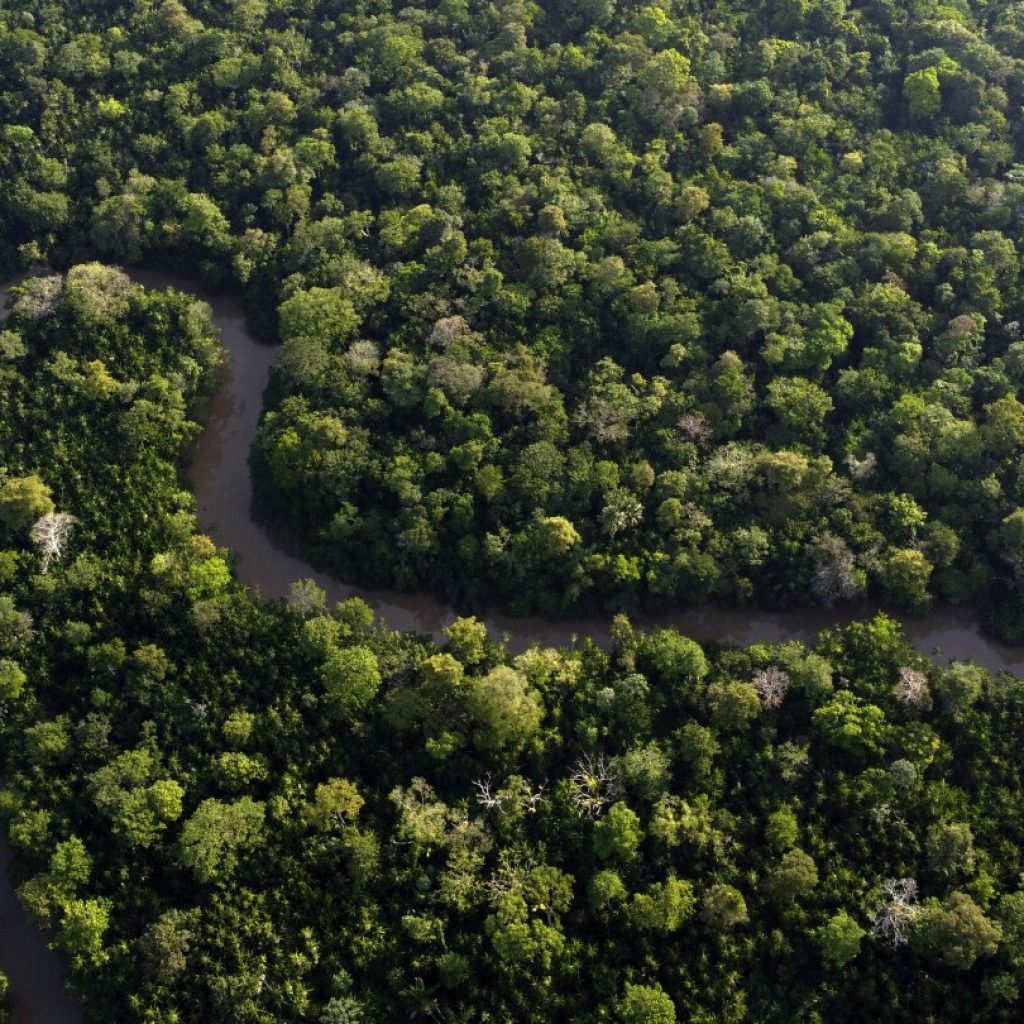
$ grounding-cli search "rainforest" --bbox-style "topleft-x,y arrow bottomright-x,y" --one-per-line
4,0 -> 1024,1021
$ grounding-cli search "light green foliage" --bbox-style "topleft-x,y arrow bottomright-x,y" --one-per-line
589,870 -> 628,912
765,807 -> 799,851
278,287 -> 359,347
444,617 -> 488,667
0,475 -> 54,533
616,982 -> 677,1024
904,67 -> 942,119
60,897 -> 111,964
641,632 -> 708,693
320,646 -> 382,718
594,802 -> 643,863
466,666 -> 543,751
819,911 -> 865,967
178,797 -> 265,883
306,778 -> 364,831
90,748 -> 184,847
0,658 -> 26,700
812,691 -> 888,757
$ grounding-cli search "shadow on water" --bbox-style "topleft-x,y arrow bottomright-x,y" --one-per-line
0,841 -> 82,1024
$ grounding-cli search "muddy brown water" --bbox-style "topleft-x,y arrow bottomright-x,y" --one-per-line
142,269 -> 1024,675
4,266 -> 1024,1022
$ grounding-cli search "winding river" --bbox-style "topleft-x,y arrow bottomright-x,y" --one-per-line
4,266 -> 1024,1021
158,270 -> 1024,674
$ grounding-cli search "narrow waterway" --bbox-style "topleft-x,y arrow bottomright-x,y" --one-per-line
128,271 -> 1024,675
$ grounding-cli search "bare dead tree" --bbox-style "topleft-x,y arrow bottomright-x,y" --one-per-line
871,877 -> 920,947
569,754 -> 622,818
844,451 -> 877,482
472,776 -> 504,812
895,666 -> 930,708
752,667 -> 790,709
811,533 -> 860,605
474,775 -> 547,815
30,512 -> 77,572
520,780 -> 547,814
678,412 -> 712,442
286,578 -> 326,616
486,850 -> 535,902
427,314 -> 472,350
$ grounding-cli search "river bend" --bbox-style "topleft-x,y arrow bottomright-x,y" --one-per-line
4,267 -> 1024,1024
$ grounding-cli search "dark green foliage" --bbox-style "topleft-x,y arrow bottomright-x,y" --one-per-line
3,0 -> 1024,629
2,274 -> 1024,1021
5,0 -> 1024,1014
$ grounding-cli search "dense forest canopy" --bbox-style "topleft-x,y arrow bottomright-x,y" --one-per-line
6,0 -> 1024,1021
1,266 -> 1024,1023
7,0 -> 1024,628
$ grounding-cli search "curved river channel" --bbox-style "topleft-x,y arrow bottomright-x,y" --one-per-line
161,269 -> 1024,673
5,268 -> 1024,1020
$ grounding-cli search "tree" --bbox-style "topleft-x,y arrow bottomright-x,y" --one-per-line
0,475 -> 54,533
640,631 -> 708,694
752,667 -> 790,709
820,911 -> 866,967
765,807 -> 799,851
871,878 -> 920,947
138,909 -> 197,984
288,578 -> 327,616
589,870 -> 628,912
878,548 -> 933,612
90,748 -> 184,848
178,797 -> 265,883
320,646 -> 381,718
59,897 -> 111,965
306,778 -> 364,831
914,892 -> 1002,969
570,754 -> 623,818
812,691 -> 888,757
707,680 -> 761,732
278,287 -> 359,346
629,876 -> 695,933
700,884 -> 748,930
935,662 -> 985,719
766,377 -> 834,447
63,264 -> 133,326
764,849 -> 818,905
926,822 -> 975,877
0,659 -> 26,700
904,67 -> 942,119
894,666 -> 931,708
30,512 -> 77,571
593,802 -> 643,863
466,666 -> 543,752
444,616 -> 488,666
616,982 -> 677,1024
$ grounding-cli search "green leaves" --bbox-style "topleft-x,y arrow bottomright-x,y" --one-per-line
178,797 -> 265,884
320,645 -> 382,719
